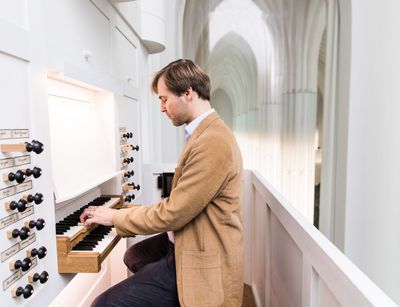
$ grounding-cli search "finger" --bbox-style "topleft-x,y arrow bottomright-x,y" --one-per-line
80,209 -> 91,223
83,216 -> 94,227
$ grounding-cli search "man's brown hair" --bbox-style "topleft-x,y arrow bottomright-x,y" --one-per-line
151,59 -> 211,101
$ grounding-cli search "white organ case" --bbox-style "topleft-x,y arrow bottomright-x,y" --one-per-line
0,1 -> 153,306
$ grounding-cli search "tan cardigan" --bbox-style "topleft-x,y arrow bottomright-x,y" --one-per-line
113,112 -> 244,306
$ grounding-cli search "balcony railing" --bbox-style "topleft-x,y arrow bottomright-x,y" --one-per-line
243,170 -> 397,306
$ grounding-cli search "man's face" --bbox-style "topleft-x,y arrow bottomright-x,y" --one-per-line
157,77 -> 189,126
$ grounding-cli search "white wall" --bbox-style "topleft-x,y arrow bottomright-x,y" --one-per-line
342,0 -> 400,304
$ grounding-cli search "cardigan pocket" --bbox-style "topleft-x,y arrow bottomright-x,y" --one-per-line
182,250 -> 224,307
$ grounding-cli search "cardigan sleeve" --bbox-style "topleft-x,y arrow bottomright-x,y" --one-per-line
112,132 -> 234,236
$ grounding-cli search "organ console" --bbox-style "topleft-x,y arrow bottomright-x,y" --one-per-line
55,195 -> 124,273
1,3 -> 146,305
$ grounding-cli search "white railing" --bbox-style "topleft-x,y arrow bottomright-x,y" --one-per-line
243,170 -> 398,307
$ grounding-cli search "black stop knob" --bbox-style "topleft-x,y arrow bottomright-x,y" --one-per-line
8,170 -> 26,183
39,271 -> 49,283
14,257 -> 32,272
37,246 -> 47,259
31,272 -> 40,282
26,140 -> 44,154
15,284 -> 34,299
129,184 -> 140,191
131,145 -> 139,151
32,271 -> 49,283
25,167 -> 42,179
124,170 -> 135,178
8,199 -> 28,212
19,226 -> 30,240
28,218 -> 45,231
123,157 -> 134,164
27,193 -> 43,204
9,201 -> 18,211
30,246 -> 47,259
17,199 -> 28,212
12,226 -> 30,240
122,132 -> 133,139
125,194 -> 135,202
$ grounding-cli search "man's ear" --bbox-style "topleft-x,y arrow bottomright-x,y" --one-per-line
184,87 -> 193,103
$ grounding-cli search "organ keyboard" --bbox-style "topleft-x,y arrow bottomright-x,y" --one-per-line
56,195 -> 123,273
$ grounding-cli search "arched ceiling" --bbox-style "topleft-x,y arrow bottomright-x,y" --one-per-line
207,32 -> 258,115
182,0 -> 327,111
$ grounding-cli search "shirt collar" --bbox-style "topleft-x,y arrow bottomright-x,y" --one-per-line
185,108 -> 215,138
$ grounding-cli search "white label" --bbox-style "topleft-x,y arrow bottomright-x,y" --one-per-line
19,232 -> 36,249
0,158 -> 14,170
15,181 -> 32,194
17,205 -> 34,220
14,155 -> 31,166
0,186 -> 16,200
11,129 -> 29,139
1,243 -> 19,262
0,213 -> 18,230
0,130 -> 12,139
3,270 -> 21,291
119,127 -> 126,132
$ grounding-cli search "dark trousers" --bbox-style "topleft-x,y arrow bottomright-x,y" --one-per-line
91,233 -> 180,307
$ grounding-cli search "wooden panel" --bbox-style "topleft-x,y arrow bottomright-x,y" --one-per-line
56,195 -> 123,273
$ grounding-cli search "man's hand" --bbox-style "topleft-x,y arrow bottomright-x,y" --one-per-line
80,206 -> 117,227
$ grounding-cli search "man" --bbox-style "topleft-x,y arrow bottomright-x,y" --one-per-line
81,59 -> 243,306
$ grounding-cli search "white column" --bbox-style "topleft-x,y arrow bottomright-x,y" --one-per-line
280,91 -> 317,222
